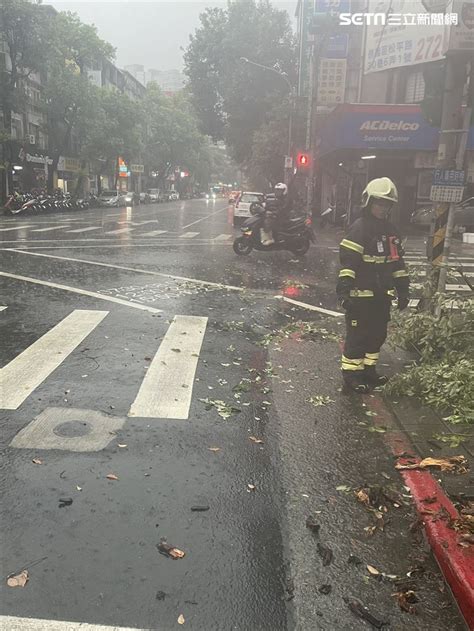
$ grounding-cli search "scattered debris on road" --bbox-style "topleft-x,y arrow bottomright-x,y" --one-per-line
106,473 -> 119,480
317,542 -> 333,566
199,397 -> 241,419
191,505 -> 210,512
32,458 -> 43,465
318,584 -> 332,594
58,497 -> 73,508
346,598 -> 387,628
393,589 -> 419,614
305,515 -> 320,534
6,570 -> 29,588
157,539 -> 186,559
395,455 -> 468,474
208,446 -> 221,452
177,613 -> 185,624
249,436 -> 264,444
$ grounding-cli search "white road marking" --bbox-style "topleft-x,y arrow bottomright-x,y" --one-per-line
0,225 -> 34,232
0,310 -> 108,410
67,226 -> 102,233
105,227 -> 131,235
141,230 -> 168,236
129,315 -> 208,419
179,231 -> 200,238
11,406 -> 125,451
411,282 -> 471,292
407,260 -> 474,267
181,204 -> 228,229
414,269 -> 474,278
0,616 -> 148,630
274,295 -> 344,317
120,220 -> 157,226
213,234 -> 232,241
0,306 -> 6,311
5,250 -> 246,292
30,225 -> 70,233
0,271 -> 163,313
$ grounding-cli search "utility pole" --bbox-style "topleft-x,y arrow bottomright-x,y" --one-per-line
429,55 -> 470,295
304,43 -> 315,217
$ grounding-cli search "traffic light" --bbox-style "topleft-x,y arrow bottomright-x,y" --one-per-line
296,151 -> 311,173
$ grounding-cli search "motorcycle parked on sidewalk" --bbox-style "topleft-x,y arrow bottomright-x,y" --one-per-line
233,203 -> 315,257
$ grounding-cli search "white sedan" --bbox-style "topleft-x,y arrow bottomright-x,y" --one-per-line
233,191 -> 264,226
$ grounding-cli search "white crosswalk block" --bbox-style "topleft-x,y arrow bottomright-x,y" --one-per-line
105,227 -> 132,235
141,230 -> 168,236
213,234 -> 232,241
67,226 -> 102,233
180,232 -> 200,239
30,225 -> 70,233
0,310 -> 108,410
0,225 -> 34,232
129,315 -> 208,419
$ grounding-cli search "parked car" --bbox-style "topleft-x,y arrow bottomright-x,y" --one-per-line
168,191 -> 179,201
139,192 -> 150,204
98,190 -> 121,207
147,188 -> 161,203
411,197 -> 474,232
233,191 -> 265,226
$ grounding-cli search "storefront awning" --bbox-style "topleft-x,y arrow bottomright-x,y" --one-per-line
316,104 -> 474,157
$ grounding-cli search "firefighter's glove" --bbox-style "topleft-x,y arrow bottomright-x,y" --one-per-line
397,295 -> 409,311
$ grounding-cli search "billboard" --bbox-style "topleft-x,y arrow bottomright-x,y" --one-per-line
364,0 -> 449,74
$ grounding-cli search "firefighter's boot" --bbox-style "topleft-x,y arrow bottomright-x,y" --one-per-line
342,372 -> 370,394
364,365 -> 389,387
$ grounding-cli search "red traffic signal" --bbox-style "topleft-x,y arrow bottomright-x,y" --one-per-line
296,152 -> 311,171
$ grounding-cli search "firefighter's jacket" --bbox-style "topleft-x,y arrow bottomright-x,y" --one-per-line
336,215 -> 409,301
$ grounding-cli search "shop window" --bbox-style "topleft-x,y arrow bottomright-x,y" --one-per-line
405,71 -> 425,104
11,116 -> 23,140
417,170 -> 432,199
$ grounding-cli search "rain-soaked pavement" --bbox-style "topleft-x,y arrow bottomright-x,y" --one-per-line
0,199 -> 470,630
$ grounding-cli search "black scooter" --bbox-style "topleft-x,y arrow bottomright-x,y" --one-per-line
233,203 -> 315,256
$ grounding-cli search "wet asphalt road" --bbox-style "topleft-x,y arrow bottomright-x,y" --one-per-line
0,199 -> 468,630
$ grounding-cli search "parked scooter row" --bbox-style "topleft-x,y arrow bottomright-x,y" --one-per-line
4,191 -> 93,216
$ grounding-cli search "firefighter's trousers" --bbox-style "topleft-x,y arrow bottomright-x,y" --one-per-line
341,297 -> 391,374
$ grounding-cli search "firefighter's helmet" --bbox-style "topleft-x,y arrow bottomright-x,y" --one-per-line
361,177 -> 398,208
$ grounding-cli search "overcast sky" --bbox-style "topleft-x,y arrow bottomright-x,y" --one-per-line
50,1 -> 298,71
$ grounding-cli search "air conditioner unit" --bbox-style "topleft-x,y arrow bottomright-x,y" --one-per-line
28,134 -> 36,144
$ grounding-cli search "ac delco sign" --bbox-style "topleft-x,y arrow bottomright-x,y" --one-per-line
360,120 -> 420,132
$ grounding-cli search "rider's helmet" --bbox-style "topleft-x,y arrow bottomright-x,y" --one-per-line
361,177 -> 398,208
274,182 -> 288,199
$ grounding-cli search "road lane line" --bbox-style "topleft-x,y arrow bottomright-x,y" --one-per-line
213,234 -> 232,241
141,230 -> 168,236
181,204 -> 228,229
30,225 -> 70,233
104,227 -> 132,235
0,616 -> 149,630
0,225 -> 34,232
129,315 -> 208,419
179,231 -> 199,238
0,309 -> 108,410
0,271 -> 163,313
3,250 -> 246,291
274,295 -> 343,317
66,226 -> 102,233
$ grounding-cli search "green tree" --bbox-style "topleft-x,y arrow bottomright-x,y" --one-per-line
0,0 -> 49,198
184,0 -> 296,168
43,11 -> 115,191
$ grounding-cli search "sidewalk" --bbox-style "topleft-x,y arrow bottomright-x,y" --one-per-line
267,305 -> 469,629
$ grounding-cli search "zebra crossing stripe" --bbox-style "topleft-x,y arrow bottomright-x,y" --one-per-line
0,225 -> 34,231
30,225 -> 70,233
141,230 -> 167,236
213,234 -> 232,241
129,315 -> 208,419
0,616 -> 148,630
0,310 -> 108,410
179,232 -> 199,238
67,226 -> 102,233
105,227 -> 131,235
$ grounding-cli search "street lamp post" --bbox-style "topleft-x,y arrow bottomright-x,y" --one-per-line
239,57 -> 294,183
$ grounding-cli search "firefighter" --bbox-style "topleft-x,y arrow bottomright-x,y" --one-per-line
336,177 -> 410,393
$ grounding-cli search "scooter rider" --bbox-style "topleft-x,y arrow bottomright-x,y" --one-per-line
261,182 -> 292,246
336,177 -> 410,393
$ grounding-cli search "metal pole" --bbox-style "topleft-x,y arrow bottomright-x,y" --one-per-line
305,43 -> 315,217
437,105 -> 471,293
430,55 -> 468,296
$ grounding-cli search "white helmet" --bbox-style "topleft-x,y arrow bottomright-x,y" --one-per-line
361,177 -> 398,208
274,182 -> 288,197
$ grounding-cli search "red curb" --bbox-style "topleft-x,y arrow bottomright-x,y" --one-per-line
364,394 -> 474,629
